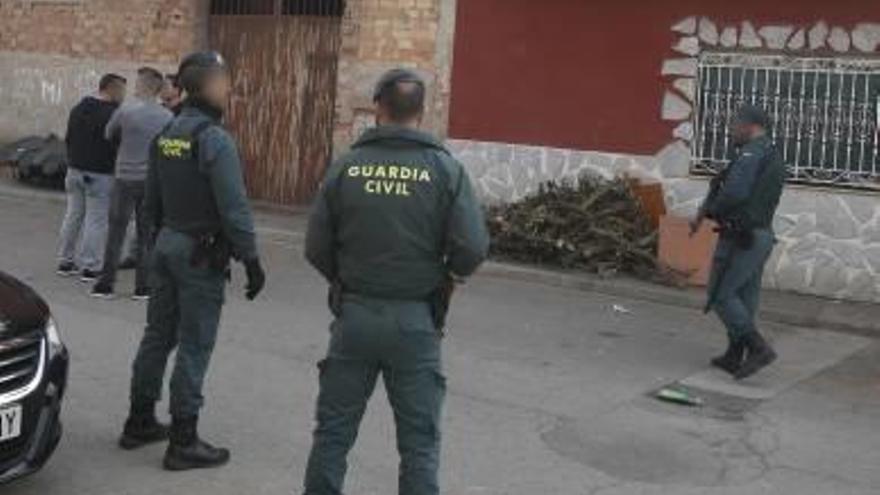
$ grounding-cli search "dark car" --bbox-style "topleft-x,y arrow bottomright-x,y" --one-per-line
0,271 -> 68,483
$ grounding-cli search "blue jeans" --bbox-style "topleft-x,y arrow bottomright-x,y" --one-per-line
57,168 -> 114,271
97,179 -> 148,290
708,229 -> 775,339
122,219 -> 138,261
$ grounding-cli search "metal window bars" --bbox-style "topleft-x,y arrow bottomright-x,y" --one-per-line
692,51 -> 880,189
209,0 -> 345,17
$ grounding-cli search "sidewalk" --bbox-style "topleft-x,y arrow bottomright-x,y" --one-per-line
4,176 -> 877,336
479,262 -> 880,336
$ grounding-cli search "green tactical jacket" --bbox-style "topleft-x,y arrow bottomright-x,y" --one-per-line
704,134 -> 786,230
305,125 -> 490,300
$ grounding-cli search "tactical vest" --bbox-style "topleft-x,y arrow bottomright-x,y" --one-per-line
153,120 -> 222,235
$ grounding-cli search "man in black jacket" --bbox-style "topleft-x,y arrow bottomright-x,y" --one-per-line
56,73 -> 127,281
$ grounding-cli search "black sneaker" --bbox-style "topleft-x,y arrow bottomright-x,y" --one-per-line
80,269 -> 101,283
90,281 -> 115,299
118,258 -> 137,271
56,262 -> 79,277
119,416 -> 170,450
132,287 -> 150,301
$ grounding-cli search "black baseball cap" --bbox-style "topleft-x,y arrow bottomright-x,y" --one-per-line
732,104 -> 770,128
373,68 -> 424,102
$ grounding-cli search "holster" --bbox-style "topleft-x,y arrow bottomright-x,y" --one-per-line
189,232 -> 233,276
429,275 -> 456,337
716,218 -> 754,250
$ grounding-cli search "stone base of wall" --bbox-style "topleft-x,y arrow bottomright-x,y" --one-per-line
0,51 -> 174,143
769,188 -> 880,302
449,139 -> 662,204
449,138 -> 880,304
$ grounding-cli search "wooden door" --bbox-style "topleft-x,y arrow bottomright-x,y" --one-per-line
209,0 -> 344,204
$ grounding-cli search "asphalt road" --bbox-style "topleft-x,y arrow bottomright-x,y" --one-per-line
1,194 -> 879,495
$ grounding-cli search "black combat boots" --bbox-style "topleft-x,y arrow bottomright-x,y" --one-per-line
734,331 -> 778,380
710,336 -> 745,376
163,416 -> 230,471
119,404 -> 169,450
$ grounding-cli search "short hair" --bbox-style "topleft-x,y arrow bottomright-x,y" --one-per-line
99,73 -> 127,91
165,73 -> 180,89
137,66 -> 165,95
377,80 -> 425,123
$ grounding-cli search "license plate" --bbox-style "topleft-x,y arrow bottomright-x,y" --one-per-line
0,405 -> 22,442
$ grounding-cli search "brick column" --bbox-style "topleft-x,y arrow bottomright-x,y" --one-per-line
0,0 -> 206,63
0,0 -> 208,140
333,0 -> 458,154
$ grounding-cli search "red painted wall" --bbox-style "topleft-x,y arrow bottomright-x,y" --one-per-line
448,0 -> 880,155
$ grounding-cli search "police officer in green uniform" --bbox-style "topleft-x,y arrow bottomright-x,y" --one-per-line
691,104 -> 786,380
118,51 -> 266,470
301,68 -> 490,495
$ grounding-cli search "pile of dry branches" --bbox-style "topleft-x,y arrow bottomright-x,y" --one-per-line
487,175 -> 659,278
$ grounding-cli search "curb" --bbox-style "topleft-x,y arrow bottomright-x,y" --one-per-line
2,178 -> 876,337
0,179 -> 310,216
480,262 -> 880,337
0,180 -> 65,205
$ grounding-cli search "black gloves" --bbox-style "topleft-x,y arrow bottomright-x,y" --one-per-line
244,258 -> 266,301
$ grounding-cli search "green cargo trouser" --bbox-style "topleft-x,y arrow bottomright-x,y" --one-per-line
304,295 -> 446,495
708,229 -> 775,339
129,228 -> 226,418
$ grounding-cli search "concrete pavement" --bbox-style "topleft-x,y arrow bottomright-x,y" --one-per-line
4,176 -> 877,336
0,193 -> 878,494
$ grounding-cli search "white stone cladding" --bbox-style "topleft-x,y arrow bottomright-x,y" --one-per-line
659,19 -> 880,149
449,137 -> 880,303
446,18 -> 880,304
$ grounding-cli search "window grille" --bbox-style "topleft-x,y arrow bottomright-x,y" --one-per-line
209,0 -> 276,15
210,0 -> 344,16
282,0 -> 345,16
693,52 -> 880,189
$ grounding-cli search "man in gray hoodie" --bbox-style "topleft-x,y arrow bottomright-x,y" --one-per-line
92,67 -> 173,300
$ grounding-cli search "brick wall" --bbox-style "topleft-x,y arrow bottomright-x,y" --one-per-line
0,0 -> 206,142
0,0 -> 460,163
0,0 -> 206,63
333,0 -> 457,152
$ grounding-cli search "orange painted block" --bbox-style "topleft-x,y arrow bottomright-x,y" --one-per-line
658,215 -> 718,287
631,182 -> 667,229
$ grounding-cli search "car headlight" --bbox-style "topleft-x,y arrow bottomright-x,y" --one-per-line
46,316 -> 64,354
